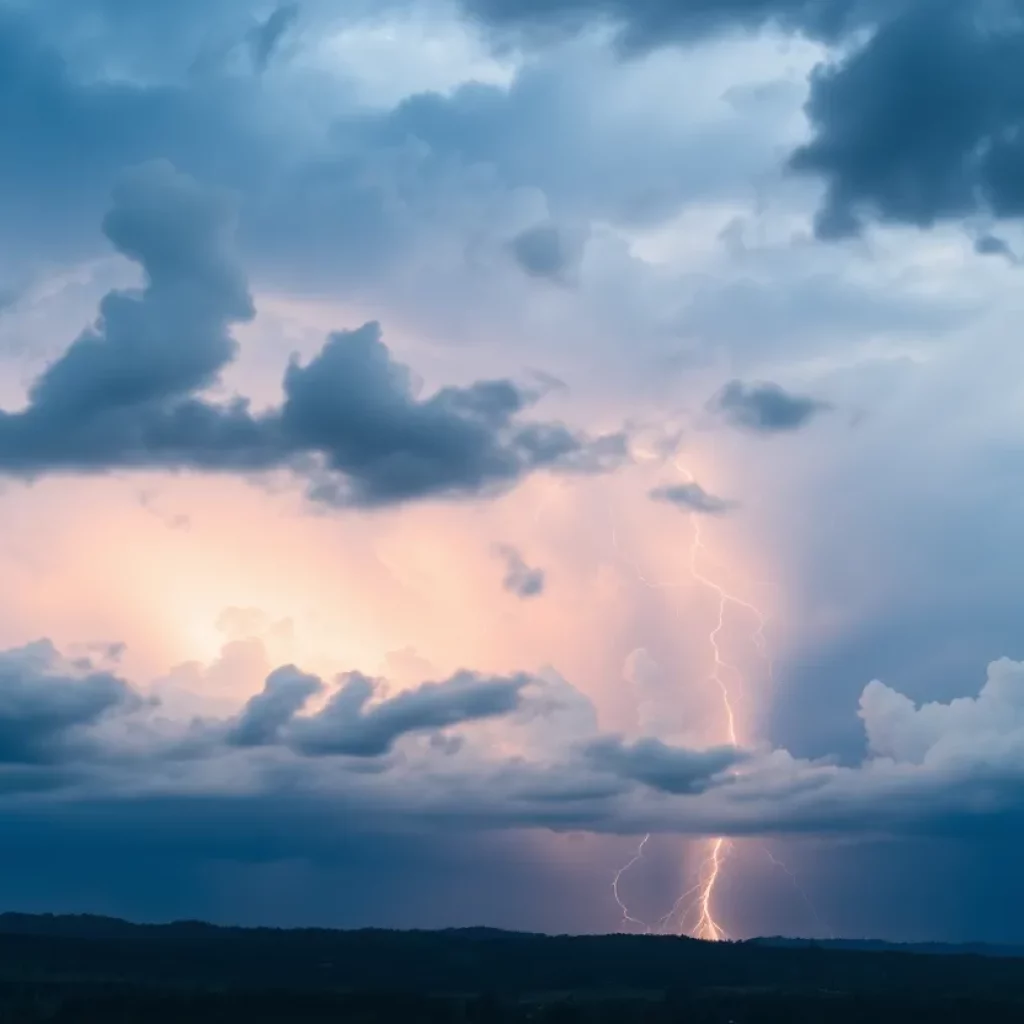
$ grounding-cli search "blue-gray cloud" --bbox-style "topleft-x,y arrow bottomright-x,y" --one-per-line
584,736 -> 741,795
0,641 -> 138,767
229,664 -> 532,758
227,665 -> 324,748
649,481 -> 734,515
286,670 -> 532,758
790,4 -> 1024,237
495,545 -> 546,598
510,224 -> 576,282
452,0 -> 1024,242
458,0 -> 895,48
975,234 -> 1018,264
0,161 -> 627,507
713,380 -> 830,434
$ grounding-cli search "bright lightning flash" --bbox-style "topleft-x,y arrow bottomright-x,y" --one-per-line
682,463 -> 773,942
611,459 -> 774,941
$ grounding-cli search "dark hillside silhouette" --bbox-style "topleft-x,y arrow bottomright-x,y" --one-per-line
0,913 -> 1022,1021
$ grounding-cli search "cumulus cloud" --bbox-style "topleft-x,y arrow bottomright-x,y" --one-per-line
790,4 -> 1024,236
0,641 -> 138,766
859,657 -> 1024,768
712,380 -> 830,434
287,670 -> 532,758
0,161 -> 627,507
227,665 -> 323,748
494,544 -> 546,598
584,736 -> 742,795
649,481 -> 734,514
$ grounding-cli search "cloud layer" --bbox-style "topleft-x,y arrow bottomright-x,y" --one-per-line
7,637 -> 1024,851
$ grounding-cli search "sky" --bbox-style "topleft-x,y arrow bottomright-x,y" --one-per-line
3,0 -> 1024,945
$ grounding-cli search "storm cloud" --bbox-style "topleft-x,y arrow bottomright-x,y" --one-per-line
286,670 -> 532,758
790,4 -> 1024,236
584,736 -> 742,795
0,640 -> 138,767
0,162 -> 627,507
712,380 -> 830,434
458,0 -> 896,48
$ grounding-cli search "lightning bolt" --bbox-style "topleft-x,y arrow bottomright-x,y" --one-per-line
610,458 -> 774,942
680,461 -> 773,943
612,834 -> 652,932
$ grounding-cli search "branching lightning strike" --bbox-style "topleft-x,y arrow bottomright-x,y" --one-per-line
610,459 -> 774,941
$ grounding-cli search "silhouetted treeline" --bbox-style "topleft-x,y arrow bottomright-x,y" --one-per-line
2,985 -> 1023,1024
1,913 -> 1023,1022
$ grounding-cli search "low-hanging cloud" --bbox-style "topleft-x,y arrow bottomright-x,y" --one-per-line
227,665 -> 324,748
712,380 -> 830,434
0,641 -> 139,767
649,481 -> 734,515
285,670 -> 533,758
584,735 -> 742,795
7,638 -> 1024,844
0,161 -> 628,508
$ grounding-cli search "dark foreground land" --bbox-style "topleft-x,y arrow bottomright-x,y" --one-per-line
1,914 -> 1023,1023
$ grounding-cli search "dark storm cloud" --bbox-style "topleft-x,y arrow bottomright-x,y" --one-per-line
712,380 -> 830,434
458,0 -> 894,48
448,0 -> 1024,240
227,666 -> 323,748
510,224 -> 575,281
0,161 -> 627,507
280,324 -> 625,508
975,234 -> 1018,263
288,671 -> 531,757
495,545 -> 546,598
0,641 -> 138,766
230,665 -> 531,759
649,481 -> 734,515
34,161 -> 252,413
790,4 -> 1024,237
584,736 -> 742,795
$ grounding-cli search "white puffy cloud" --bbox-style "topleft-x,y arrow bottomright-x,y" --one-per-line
860,658 -> 1024,769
